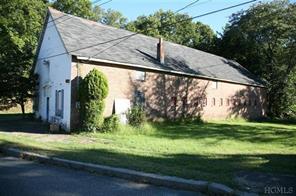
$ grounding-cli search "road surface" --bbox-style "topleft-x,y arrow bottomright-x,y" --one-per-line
0,155 -> 200,196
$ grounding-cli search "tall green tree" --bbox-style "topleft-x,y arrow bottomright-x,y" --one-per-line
51,1 -> 127,28
126,10 -> 216,52
0,0 -> 47,114
218,0 -> 296,118
92,6 -> 127,28
52,0 -> 94,19
101,8 -> 127,28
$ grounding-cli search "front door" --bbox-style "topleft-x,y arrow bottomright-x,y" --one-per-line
46,97 -> 49,121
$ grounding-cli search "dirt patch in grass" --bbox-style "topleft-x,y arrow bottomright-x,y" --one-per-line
36,134 -> 71,143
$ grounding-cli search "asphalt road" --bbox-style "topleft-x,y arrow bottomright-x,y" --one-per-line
0,155 -> 200,196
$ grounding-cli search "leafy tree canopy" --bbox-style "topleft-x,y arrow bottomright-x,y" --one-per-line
92,6 -> 127,28
52,0 -> 94,19
0,0 -> 47,113
126,10 -> 217,52
52,0 -> 127,28
218,0 -> 296,118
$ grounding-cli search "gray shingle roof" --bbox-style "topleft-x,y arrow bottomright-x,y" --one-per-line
48,8 -> 264,87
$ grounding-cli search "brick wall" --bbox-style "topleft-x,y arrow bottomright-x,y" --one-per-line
70,61 -> 267,129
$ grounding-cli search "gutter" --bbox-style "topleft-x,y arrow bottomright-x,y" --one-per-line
75,56 -> 266,88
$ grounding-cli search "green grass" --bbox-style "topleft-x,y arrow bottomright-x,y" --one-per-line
0,114 -> 295,188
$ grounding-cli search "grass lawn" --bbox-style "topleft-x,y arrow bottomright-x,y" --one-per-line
0,114 -> 295,188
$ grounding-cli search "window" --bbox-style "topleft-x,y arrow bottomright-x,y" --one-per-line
226,98 -> 230,106
43,87 -> 47,97
211,81 -> 218,89
55,89 -> 64,117
194,98 -> 202,107
237,99 -> 241,106
220,98 -> 223,106
134,90 -> 145,106
203,98 -> 207,107
134,71 -> 146,81
233,99 -> 239,106
254,99 -> 257,106
43,60 -> 50,83
172,96 -> 177,107
249,99 -> 252,106
43,86 -> 51,97
182,97 -> 187,107
231,99 -> 235,106
212,98 -> 216,106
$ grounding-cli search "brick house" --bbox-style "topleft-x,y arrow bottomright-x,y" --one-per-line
34,8 -> 266,131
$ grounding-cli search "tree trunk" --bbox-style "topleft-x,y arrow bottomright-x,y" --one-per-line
20,102 -> 25,117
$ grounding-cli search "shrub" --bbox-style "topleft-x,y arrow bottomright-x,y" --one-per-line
81,100 -> 105,131
102,114 -> 120,132
79,69 -> 108,131
127,106 -> 146,126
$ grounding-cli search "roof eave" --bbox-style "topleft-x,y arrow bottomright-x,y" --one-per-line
74,55 -> 266,88
32,9 -> 50,74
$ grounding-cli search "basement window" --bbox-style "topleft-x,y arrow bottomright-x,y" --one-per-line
220,98 -> 223,106
226,99 -> 230,106
212,98 -> 216,106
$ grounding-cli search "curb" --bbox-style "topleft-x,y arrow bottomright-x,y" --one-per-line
1,147 -> 236,195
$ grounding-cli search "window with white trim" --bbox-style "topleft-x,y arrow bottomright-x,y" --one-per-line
134,90 -> 145,106
55,89 -> 64,117
134,71 -> 146,81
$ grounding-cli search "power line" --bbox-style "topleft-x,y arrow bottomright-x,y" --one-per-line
98,0 -> 112,7
190,0 -> 257,20
190,0 -> 212,8
47,14 -> 68,24
38,0 -> 258,61
47,0 -> 109,25
91,0 -> 258,58
175,0 -> 200,13
89,33 -> 138,58
92,0 -> 103,5
37,33 -> 138,61
47,15 -> 73,28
